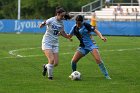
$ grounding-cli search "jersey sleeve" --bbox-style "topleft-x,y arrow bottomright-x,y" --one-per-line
84,22 -> 95,32
45,17 -> 53,25
89,26 -> 95,35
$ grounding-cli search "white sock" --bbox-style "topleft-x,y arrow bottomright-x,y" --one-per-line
45,64 -> 47,68
46,64 -> 54,77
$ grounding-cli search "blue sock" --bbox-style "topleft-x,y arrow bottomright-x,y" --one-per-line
71,62 -> 77,72
98,61 -> 109,76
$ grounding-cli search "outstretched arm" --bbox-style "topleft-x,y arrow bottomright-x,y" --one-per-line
60,31 -> 73,41
94,29 -> 107,42
39,21 -> 46,28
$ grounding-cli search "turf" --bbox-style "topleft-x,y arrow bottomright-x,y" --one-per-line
0,33 -> 140,93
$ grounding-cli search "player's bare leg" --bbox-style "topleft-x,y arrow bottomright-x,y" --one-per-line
91,49 -> 111,79
69,51 -> 84,79
43,49 -> 54,80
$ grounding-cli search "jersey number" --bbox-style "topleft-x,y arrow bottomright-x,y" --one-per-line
53,30 -> 59,35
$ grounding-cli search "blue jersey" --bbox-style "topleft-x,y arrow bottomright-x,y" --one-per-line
69,22 -> 97,50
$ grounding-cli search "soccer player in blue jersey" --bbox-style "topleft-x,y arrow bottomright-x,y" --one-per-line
39,7 -> 71,80
68,15 -> 111,79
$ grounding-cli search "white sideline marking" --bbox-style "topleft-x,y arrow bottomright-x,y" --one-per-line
8,47 -> 40,58
0,47 -> 140,59
103,48 -> 140,52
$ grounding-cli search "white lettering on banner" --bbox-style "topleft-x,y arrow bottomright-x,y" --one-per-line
14,20 -> 42,32
0,21 -> 4,31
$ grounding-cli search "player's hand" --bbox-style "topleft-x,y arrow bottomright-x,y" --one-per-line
58,32 -> 61,36
67,34 -> 73,42
101,37 -> 107,42
67,37 -> 73,42
39,22 -> 46,28
39,24 -> 43,28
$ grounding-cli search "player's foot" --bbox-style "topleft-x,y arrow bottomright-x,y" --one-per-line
48,77 -> 53,80
105,76 -> 111,80
42,64 -> 47,76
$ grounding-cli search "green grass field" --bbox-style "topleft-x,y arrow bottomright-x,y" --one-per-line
0,33 -> 140,93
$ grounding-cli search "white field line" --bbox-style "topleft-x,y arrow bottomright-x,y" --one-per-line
103,48 -> 140,52
0,47 -> 140,59
8,47 -> 40,57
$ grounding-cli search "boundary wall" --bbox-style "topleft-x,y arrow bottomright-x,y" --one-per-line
0,20 -> 140,36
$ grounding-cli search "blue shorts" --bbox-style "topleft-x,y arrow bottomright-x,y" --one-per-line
77,45 -> 98,56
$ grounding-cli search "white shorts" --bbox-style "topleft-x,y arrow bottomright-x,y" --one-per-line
42,43 -> 59,53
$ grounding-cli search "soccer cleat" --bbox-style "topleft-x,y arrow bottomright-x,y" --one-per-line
105,76 -> 111,80
42,64 -> 47,76
48,77 -> 53,80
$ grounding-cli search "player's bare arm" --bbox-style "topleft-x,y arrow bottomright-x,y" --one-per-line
94,29 -> 107,42
67,34 -> 73,38
39,21 -> 46,28
60,31 -> 73,41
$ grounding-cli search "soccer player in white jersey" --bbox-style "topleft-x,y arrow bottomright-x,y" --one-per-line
39,7 -> 71,80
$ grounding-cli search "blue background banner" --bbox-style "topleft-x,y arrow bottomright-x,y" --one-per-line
0,19 -> 140,36
97,21 -> 140,36
0,19 -> 45,33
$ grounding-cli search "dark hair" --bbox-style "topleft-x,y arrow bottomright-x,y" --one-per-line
55,6 -> 65,14
75,15 -> 84,22
55,6 -> 71,20
64,13 -> 71,20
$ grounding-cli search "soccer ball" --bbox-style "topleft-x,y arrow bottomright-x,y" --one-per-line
70,71 -> 81,80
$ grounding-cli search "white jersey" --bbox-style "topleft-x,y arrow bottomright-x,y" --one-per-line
42,17 -> 64,46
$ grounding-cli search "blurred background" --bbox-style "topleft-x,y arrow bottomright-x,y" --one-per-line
0,0 -> 138,19
0,0 -> 140,35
